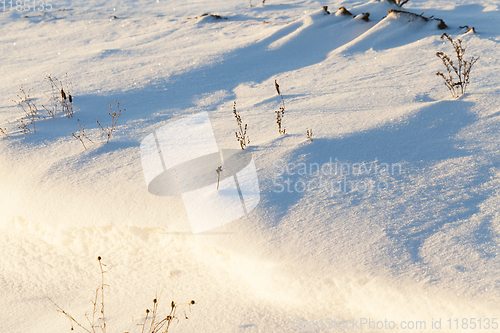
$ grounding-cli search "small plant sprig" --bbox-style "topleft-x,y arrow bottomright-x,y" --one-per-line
306,128 -> 313,141
16,117 -> 31,138
13,87 -> 41,134
43,74 -> 59,118
274,80 -> 286,136
233,101 -> 250,150
0,127 -> 8,138
139,298 -> 196,333
48,256 -> 108,333
97,100 -> 125,143
436,33 -> 480,98
216,166 -> 223,190
96,256 -> 107,333
72,124 -> 94,150
61,87 -> 74,118
44,73 -> 74,118
9,74 -> 75,139
49,256 -> 195,333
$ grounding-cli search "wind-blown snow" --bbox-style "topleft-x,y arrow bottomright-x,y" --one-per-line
1,0 -> 500,332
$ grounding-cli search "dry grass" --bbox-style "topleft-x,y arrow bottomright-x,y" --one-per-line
49,256 -> 195,333
44,73 -> 74,118
8,74 -> 76,139
274,80 -> 286,136
216,165 -> 223,190
306,128 -> 313,142
233,101 -> 250,150
97,100 -> 125,143
436,33 -> 480,98
12,87 -> 41,137
71,124 -> 94,150
14,87 -> 40,128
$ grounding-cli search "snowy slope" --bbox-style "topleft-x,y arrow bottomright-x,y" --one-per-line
1,0 -> 500,332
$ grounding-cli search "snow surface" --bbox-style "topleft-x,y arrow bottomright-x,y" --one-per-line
1,0 -> 500,332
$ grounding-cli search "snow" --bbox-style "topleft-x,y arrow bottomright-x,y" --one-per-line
1,0 -> 500,332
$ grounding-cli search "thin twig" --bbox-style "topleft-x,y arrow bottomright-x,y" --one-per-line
274,80 -> 286,136
97,256 -> 107,333
47,297 -> 93,333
